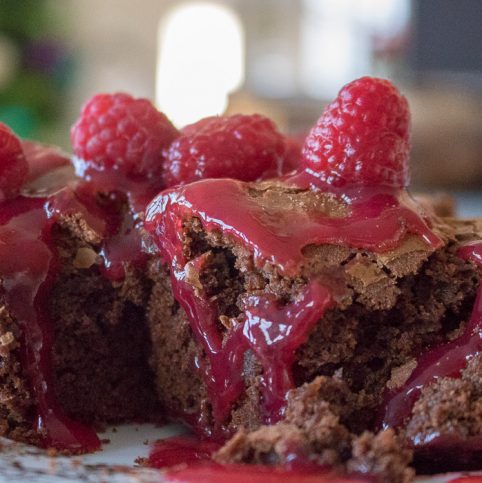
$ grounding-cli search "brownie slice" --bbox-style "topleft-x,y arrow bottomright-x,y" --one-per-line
0,205 -> 160,447
0,158 -> 478,481
145,177 -> 481,479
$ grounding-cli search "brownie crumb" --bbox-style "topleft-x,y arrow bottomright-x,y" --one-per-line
406,354 -> 482,472
348,430 -> 414,483
215,377 -> 414,482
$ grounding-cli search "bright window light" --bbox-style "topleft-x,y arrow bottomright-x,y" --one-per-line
156,2 -> 244,127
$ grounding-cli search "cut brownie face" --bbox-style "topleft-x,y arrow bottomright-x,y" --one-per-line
50,215 -> 158,429
144,173 -> 481,465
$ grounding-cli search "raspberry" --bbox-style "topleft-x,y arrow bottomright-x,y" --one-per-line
0,123 -> 28,200
71,93 -> 178,182
283,135 -> 304,173
163,114 -> 286,186
301,77 -> 410,188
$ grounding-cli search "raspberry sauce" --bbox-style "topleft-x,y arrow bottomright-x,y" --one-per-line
145,172 -> 442,435
147,174 -> 441,276
449,477 -> 482,483
169,267 -> 333,428
243,281 -> 333,423
163,464 -> 370,483
148,436 -> 221,468
147,436 -> 371,482
380,242 -> 482,457
163,464 -> 369,483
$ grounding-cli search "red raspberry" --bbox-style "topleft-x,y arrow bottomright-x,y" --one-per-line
0,123 -> 28,200
163,114 -> 286,186
283,135 -> 304,173
301,77 -> 410,188
71,93 -> 178,182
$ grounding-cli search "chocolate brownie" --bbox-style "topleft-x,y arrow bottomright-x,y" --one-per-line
144,176 -> 480,480
0,203 -> 160,449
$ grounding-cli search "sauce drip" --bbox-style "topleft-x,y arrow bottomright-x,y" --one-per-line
162,464 -> 369,483
145,172 -> 442,434
243,281 -> 333,423
169,267 -> 333,428
380,242 -> 482,460
147,436 -> 221,468
147,435 -> 370,482
0,196 -> 100,451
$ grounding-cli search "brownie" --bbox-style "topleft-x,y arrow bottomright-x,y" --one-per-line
0,208 -> 160,447
214,377 -> 414,483
144,177 -> 481,480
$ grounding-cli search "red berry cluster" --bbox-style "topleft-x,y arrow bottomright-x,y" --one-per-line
70,94 -> 295,188
0,77 -> 411,202
301,77 -> 410,188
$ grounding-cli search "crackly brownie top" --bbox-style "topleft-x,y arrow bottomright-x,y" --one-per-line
145,172 -> 445,278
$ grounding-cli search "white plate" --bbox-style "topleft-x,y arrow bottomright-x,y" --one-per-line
0,424 -> 478,482
0,424 -> 183,482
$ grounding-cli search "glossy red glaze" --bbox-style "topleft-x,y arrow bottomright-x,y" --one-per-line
449,477 -> 482,483
0,196 -> 100,452
148,436 -> 221,469
147,173 -> 441,277
380,242 -> 482,445
414,433 -> 482,473
148,436 -> 370,483
145,171 -> 441,435
163,464 -> 370,483
243,281 -> 333,423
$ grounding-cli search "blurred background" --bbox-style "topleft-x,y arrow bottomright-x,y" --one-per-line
0,0 -> 480,213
